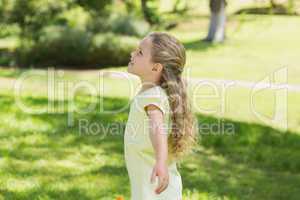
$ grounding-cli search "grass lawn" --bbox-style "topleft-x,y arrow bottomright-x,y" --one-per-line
0,66 -> 300,199
177,15 -> 300,85
0,93 -> 300,200
1,68 -> 299,132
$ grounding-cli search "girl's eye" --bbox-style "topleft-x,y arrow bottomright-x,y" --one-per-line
139,50 -> 142,55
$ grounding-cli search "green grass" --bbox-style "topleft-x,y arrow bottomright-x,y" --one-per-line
0,94 -> 299,200
0,67 -> 24,78
1,68 -> 299,132
177,15 -> 300,85
0,95 -> 130,200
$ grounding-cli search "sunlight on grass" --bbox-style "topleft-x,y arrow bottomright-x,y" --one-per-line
0,93 -> 299,199
175,15 -> 300,84
5,178 -> 39,192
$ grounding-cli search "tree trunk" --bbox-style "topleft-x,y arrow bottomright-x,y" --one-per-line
205,0 -> 227,42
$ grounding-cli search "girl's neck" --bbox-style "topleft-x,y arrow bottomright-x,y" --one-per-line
139,81 -> 160,94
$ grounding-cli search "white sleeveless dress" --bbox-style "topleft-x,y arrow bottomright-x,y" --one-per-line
124,85 -> 182,200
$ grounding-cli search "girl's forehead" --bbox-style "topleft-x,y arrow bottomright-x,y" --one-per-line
139,36 -> 152,49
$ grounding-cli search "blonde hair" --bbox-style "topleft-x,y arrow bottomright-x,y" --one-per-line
148,32 -> 198,163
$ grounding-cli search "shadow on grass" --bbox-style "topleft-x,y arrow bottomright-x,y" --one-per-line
234,6 -> 299,16
183,39 -> 222,51
0,188 -> 92,200
0,94 -> 299,199
181,115 -> 300,199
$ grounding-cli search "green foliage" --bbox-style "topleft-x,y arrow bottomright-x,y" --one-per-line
7,0 -> 69,34
0,52 -> 12,65
85,17 -> 110,33
16,27 -> 138,68
89,33 -> 139,67
124,0 -> 140,14
0,24 -> 20,38
0,0 -> 145,68
86,13 -> 150,37
0,0 -> 13,23
2,0 -> 112,37
56,5 -> 91,31
75,0 -> 112,16
109,14 -> 150,37
142,0 -> 162,25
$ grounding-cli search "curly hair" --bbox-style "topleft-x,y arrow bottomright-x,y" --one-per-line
148,32 -> 199,163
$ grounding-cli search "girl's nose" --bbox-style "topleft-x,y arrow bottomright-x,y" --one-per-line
130,51 -> 135,58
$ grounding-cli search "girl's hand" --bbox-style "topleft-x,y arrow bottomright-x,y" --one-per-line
150,161 -> 169,194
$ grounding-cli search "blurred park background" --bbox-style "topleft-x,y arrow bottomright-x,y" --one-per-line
0,0 -> 300,199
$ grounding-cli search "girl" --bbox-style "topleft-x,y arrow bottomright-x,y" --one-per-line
124,32 -> 198,200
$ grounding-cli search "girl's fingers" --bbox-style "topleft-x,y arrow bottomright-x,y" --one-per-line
155,176 -> 162,192
156,181 -> 167,194
155,176 -> 168,194
150,167 -> 156,184
160,182 -> 168,194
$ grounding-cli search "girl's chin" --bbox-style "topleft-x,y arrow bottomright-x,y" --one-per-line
128,61 -> 133,67
127,65 -> 134,73
127,67 -> 138,76
128,61 -> 136,68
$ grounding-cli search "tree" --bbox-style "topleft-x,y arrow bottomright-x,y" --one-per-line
141,0 -> 160,25
172,0 -> 188,13
3,0 -> 112,39
204,0 -> 227,43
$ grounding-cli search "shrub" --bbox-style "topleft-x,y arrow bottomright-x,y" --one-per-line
0,51 -> 14,66
16,27 -> 139,68
87,14 -> 150,37
109,14 -> 150,37
16,26 -> 92,67
0,24 -> 20,38
88,33 -> 139,67
55,5 -> 91,31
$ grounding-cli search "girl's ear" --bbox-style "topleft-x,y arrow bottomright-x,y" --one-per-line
152,63 -> 163,73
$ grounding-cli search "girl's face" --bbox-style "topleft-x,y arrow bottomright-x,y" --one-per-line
127,36 -> 157,78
